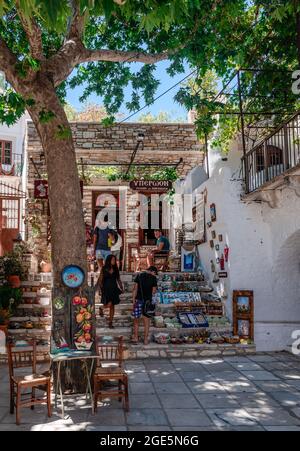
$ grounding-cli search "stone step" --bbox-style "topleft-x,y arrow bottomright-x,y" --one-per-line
97,324 -> 233,341
125,343 -> 256,359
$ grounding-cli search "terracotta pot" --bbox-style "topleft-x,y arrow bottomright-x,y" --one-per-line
40,261 -> 52,273
8,275 -> 21,288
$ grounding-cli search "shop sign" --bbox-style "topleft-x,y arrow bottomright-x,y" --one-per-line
218,271 -> 228,278
34,179 -> 48,199
129,180 -> 172,192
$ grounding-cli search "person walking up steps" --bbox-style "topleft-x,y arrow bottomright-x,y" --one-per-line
131,266 -> 158,345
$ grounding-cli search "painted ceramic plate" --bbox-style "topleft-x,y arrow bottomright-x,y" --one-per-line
61,265 -> 85,289
53,297 -> 65,310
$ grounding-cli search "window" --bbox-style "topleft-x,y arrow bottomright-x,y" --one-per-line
1,141 -> 12,165
256,146 -> 265,172
268,145 -> 283,167
256,145 -> 283,172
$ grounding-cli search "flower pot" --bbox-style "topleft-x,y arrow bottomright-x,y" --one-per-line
40,261 -> 52,273
8,275 -> 21,288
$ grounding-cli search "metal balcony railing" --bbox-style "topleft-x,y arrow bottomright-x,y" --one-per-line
243,113 -> 300,194
0,153 -> 23,177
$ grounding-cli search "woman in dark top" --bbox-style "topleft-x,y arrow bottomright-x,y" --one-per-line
99,254 -> 123,328
132,266 -> 158,345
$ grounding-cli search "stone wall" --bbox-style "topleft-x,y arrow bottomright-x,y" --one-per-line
27,121 -> 202,177
26,121 -> 204,266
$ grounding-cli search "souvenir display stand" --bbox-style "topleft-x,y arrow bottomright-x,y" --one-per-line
152,272 -> 236,346
233,290 -> 254,342
7,274 -> 52,361
51,285 -> 96,355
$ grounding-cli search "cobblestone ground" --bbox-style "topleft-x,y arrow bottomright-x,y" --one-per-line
1,352 -> 300,431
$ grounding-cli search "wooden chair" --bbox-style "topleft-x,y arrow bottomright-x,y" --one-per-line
93,336 -> 129,413
128,244 -> 140,272
7,340 -> 52,425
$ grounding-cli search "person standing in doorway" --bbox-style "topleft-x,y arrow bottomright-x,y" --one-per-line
93,217 -> 111,270
131,266 -> 158,345
99,254 -> 123,329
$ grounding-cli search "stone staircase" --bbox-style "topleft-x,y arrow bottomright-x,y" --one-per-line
96,272 -> 256,359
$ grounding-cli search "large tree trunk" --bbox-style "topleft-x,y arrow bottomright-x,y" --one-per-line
28,86 -> 87,285
26,77 -> 94,392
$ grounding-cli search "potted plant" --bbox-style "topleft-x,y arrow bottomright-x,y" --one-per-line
0,252 -> 26,288
40,246 -> 52,273
0,286 -> 22,334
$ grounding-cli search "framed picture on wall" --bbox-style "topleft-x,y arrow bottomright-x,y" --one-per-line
210,203 -> 217,222
237,319 -> 250,338
233,290 -> 254,340
237,296 -> 251,314
192,192 -> 206,245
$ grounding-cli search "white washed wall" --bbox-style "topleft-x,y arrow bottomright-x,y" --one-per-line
179,142 -> 300,352
0,116 -> 28,237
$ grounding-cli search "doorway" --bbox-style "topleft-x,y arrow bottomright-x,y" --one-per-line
0,182 -> 25,256
92,191 -> 125,267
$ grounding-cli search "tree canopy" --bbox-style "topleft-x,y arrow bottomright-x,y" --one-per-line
174,1 -> 300,151
0,1 -> 299,148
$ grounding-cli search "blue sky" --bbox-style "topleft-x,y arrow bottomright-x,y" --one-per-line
66,60 -> 192,121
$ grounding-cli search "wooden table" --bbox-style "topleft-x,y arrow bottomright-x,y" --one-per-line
51,351 -> 97,418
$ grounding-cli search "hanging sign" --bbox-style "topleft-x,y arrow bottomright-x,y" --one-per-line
129,180 -> 172,192
34,179 -> 48,199
34,180 -> 84,199
218,271 -> 228,279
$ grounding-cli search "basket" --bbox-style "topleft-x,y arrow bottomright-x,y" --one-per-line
223,336 -> 240,344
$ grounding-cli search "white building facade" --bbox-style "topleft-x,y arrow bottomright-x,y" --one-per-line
0,116 -> 28,254
178,133 -> 300,352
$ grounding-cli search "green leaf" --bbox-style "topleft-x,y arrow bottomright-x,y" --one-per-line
101,116 -> 115,127
39,109 -> 56,123
55,124 -> 72,140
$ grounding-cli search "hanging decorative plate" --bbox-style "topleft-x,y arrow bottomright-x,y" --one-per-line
61,265 -> 85,289
53,297 -> 65,310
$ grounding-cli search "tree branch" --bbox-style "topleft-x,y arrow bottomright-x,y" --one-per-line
0,39 -> 22,88
66,0 -> 86,41
82,47 -> 169,64
45,39 -> 170,87
15,0 -> 44,60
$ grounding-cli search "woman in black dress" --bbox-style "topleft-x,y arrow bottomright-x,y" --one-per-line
99,254 -> 123,328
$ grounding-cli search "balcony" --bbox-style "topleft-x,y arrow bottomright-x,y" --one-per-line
242,113 -> 300,205
0,153 -> 23,177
